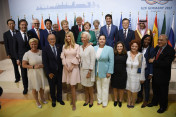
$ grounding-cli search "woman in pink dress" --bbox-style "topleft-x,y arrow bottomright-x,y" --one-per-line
61,31 -> 80,111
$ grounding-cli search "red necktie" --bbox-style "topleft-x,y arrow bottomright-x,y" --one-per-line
155,48 -> 162,60
79,26 -> 81,32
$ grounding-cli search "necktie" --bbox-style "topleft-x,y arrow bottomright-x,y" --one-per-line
23,33 -> 28,45
155,48 -> 162,60
124,29 -> 127,39
79,26 -> 81,32
53,46 -> 57,59
49,30 -> 52,34
12,31 -> 16,36
37,29 -> 40,40
107,26 -> 110,36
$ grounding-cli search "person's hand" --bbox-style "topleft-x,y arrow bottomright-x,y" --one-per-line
106,73 -> 111,78
7,55 -> 11,59
140,80 -> 145,84
64,65 -> 69,71
49,73 -> 54,79
17,60 -> 21,66
86,71 -> 91,78
148,75 -> 153,80
69,64 -> 74,72
34,65 -> 40,69
149,57 -> 155,63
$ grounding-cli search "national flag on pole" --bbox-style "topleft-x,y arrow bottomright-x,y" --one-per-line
82,13 -> 85,25
161,14 -> 166,34
32,15 -> 34,29
57,15 -> 61,31
101,12 -> 104,27
129,12 -> 132,29
119,13 -> 123,30
146,12 -> 148,31
74,14 -> 76,26
41,16 -> 45,29
136,12 -> 139,30
65,14 -> 67,21
49,14 -> 50,20
91,13 -> 94,29
152,13 -> 158,47
168,14 -> 175,48
18,16 -> 20,30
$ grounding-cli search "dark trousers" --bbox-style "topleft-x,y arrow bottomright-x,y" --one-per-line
47,71 -> 62,102
138,78 -> 150,101
151,79 -> 169,109
20,60 -> 28,90
11,58 -> 20,80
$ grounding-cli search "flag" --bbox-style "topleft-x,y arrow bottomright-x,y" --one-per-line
168,14 -> 175,48
136,12 -> 139,30
74,14 -> 76,26
129,12 -> 132,29
57,15 -> 61,31
65,14 -> 67,21
101,13 -> 104,27
91,13 -> 94,29
119,13 -> 123,30
82,13 -> 85,25
32,15 -> 34,29
18,17 -> 20,30
41,16 -> 45,29
161,14 -> 166,34
49,14 -> 50,20
146,12 -> 148,31
152,13 -> 158,47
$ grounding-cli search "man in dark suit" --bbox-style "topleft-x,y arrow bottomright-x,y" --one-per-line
117,18 -> 135,51
27,19 -> 43,49
42,34 -> 65,107
13,19 -> 31,94
71,17 -> 84,42
3,19 -> 20,83
100,14 -> 118,47
40,19 -> 56,47
148,34 -> 175,113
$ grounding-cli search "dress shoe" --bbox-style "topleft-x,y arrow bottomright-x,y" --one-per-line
147,103 -> 158,107
58,100 -> 65,105
136,97 -> 143,104
157,108 -> 166,113
89,103 -> 93,108
83,103 -> 88,106
15,79 -> 20,83
52,102 -> 56,107
118,102 -> 122,108
114,101 -> 118,107
36,103 -> 42,108
23,89 -> 28,95
141,101 -> 148,108
41,100 -> 48,104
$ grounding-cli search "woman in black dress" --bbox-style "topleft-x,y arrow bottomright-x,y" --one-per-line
111,41 -> 127,107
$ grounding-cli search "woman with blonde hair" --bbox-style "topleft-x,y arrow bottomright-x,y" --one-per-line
61,31 -> 80,111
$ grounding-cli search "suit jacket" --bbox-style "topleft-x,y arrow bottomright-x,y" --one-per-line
152,45 -> 175,85
118,29 -> 135,51
27,28 -> 44,49
100,25 -> 118,47
13,31 -> 31,60
55,29 -> 71,45
144,47 -> 154,78
94,45 -> 114,78
77,30 -> 97,46
71,25 -> 84,42
40,29 -> 56,47
3,30 -> 19,58
42,44 -> 63,77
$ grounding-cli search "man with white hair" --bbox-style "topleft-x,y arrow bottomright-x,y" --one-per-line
27,18 -> 44,49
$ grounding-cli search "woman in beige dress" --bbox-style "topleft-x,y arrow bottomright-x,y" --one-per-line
80,32 -> 95,108
61,31 -> 80,111
22,38 -> 48,108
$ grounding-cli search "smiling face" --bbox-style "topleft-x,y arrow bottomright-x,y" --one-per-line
81,33 -> 89,45
48,34 -> 56,46
76,18 -> 82,26
45,21 -> 52,30
30,41 -> 38,51
139,22 -> 146,29
98,35 -> 106,46
131,43 -> 139,52
84,23 -> 90,31
116,43 -> 123,54
105,16 -> 112,25
19,21 -> 27,32
7,20 -> 15,30
143,36 -> 151,47
122,20 -> 129,29
65,33 -> 71,43
62,22 -> 69,31
33,19 -> 40,29
158,35 -> 167,47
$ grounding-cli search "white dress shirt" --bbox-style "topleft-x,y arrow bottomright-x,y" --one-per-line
20,30 -> 28,41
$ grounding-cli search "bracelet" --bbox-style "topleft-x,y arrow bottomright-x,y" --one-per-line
33,65 -> 34,69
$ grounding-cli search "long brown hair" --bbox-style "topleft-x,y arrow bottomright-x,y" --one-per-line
114,41 -> 127,55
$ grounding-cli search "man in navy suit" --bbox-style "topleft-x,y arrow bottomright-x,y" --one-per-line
100,14 -> 118,47
27,19 -> 43,49
40,19 -> 56,47
118,18 -> 135,51
42,34 -> 65,107
13,19 -> 30,94
71,16 -> 84,42
148,34 -> 175,113
3,19 -> 20,83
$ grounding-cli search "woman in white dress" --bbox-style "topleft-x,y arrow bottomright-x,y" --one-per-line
22,38 -> 48,108
126,40 -> 145,108
80,32 -> 95,108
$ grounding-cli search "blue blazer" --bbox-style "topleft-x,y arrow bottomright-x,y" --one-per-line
94,45 -> 114,78
118,29 -> 135,51
100,25 -> 118,47
42,44 -> 63,77
144,47 -> 154,78
27,28 -> 44,49
40,29 -> 56,47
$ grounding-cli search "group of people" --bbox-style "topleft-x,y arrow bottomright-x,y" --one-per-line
3,14 -> 175,113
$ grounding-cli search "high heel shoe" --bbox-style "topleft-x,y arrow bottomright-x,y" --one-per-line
114,101 -> 118,107
89,103 -> 93,108
118,102 -> 122,108
83,103 -> 88,106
